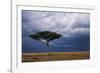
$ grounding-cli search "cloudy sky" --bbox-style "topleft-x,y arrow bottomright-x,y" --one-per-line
22,10 -> 90,53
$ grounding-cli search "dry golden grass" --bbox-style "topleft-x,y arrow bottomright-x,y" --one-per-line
22,51 -> 90,62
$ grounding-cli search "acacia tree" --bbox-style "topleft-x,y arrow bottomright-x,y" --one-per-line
29,31 -> 62,56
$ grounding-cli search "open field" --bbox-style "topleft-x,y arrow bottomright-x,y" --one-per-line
22,51 -> 90,62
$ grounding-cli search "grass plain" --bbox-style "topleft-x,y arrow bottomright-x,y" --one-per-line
22,51 -> 90,62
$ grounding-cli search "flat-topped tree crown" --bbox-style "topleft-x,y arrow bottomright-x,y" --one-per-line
29,31 -> 62,45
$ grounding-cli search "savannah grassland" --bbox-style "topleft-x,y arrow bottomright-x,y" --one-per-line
22,51 -> 90,62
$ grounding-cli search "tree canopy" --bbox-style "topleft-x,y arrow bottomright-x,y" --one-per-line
29,31 -> 62,45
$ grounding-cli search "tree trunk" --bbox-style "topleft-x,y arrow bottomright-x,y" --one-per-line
47,43 -> 51,56
40,40 -> 51,56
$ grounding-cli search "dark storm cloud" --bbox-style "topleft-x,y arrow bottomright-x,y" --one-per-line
22,10 -> 89,37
